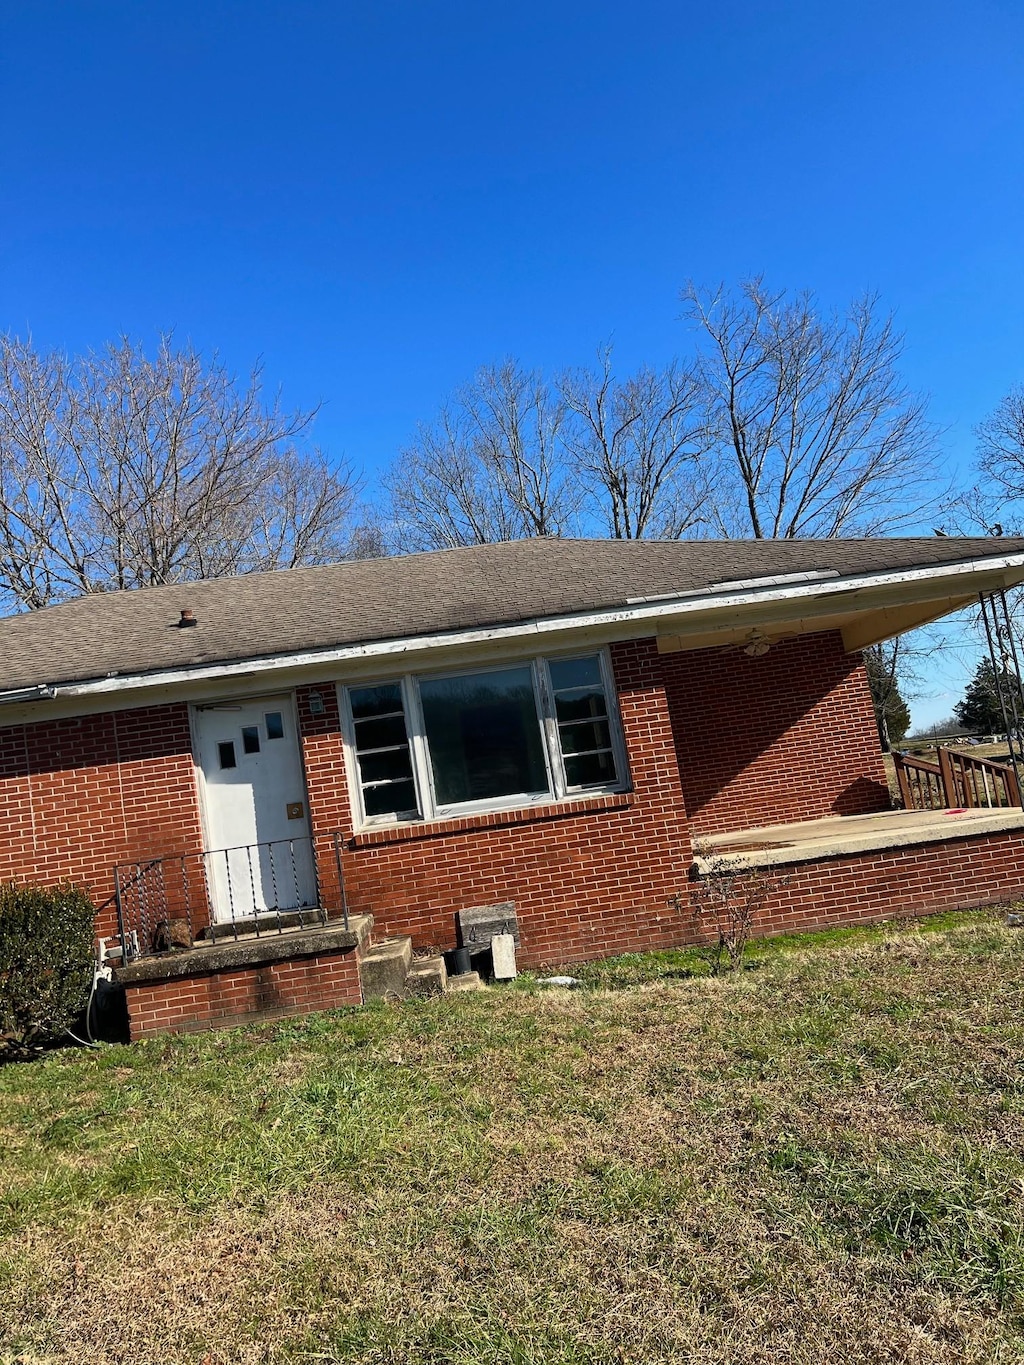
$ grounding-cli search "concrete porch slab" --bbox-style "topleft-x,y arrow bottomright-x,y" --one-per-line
114,914 -> 374,985
695,807 -> 1024,871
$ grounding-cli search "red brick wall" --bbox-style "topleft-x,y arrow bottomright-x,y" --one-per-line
693,828 -> 1024,945
297,640 -> 694,967
0,628 -> 933,980
2,630 -> 1020,1028
662,631 -> 891,836
0,704 -> 203,938
123,948 -> 363,1039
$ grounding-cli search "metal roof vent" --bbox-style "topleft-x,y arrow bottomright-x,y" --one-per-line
177,608 -> 198,628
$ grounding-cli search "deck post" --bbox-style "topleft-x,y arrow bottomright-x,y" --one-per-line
937,747 -> 960,807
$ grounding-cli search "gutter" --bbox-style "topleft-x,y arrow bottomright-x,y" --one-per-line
7,549 -> 1024,704
0,684 -> 56,705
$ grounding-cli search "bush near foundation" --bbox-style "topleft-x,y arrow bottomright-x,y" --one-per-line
0,882 -> 95,1050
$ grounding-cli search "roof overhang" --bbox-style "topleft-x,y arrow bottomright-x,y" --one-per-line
1,548 -> 1022,719
654,554 -> 1018,656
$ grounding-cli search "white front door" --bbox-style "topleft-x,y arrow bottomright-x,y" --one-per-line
194,697 -> 317,922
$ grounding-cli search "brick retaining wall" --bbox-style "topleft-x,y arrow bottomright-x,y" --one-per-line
696,827 -> 1024,947
122,946 -> 364,1039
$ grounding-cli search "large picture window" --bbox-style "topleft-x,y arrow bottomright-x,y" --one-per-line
341,651 -> 627,825
419,666 -> 549,805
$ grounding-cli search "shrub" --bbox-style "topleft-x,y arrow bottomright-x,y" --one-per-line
0,882 -> 95,1049
689,849 -> 788,974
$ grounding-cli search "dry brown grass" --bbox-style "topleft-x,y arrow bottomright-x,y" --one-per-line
3,912 -> 1024,1363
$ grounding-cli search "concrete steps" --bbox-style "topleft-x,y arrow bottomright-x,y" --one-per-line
358,936 -> 483,1001
204,908 -> 327,943
406,954 -> 448,997
447,970 -> 483,993
358,936 -> 414,1001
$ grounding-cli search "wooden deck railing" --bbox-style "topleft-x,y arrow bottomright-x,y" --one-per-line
893,753 -> 946,811
894,747 -> 1021,811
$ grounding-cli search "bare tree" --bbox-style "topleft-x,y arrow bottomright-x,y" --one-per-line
386,361 -> 579,551
681,279 -> 938,539
973,385 -> 1024,527
387,353 -> 715,549
863,638 -> 912,749
558,350 -> 710,539
0,334 -> 360,611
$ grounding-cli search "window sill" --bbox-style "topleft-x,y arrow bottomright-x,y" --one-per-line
350,791 -> 635,847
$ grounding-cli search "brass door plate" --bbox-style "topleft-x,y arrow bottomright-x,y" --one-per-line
286,802 -> 304,820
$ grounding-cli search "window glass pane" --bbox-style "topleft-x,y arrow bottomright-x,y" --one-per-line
265,711 -> 284,740
549,656 -> 602,691
218,741 -> 236,770
549,655 -> 619,789
565,750 -> 618,787
420,666 -> 549,806
558,718 -> 612,756
363,779 -> 418,817
242,726 -> 260,754
350,683 -> 404,719
554,689 -> 608,722
358,748 -> 415,784
354,714 -> 409,751
348,682 -> 419,821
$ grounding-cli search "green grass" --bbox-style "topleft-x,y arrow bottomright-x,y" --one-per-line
2,909 -> 1024,1363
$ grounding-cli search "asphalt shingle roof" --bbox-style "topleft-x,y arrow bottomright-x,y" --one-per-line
1,537 -> 1020,692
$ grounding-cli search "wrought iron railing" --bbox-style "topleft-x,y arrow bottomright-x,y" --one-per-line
112,831 -> 348,965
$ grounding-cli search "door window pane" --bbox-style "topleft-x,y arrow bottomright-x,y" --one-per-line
242,726 -> 260,754
265,711 -> 284,740
419,666 -> 549,806
218,741 -> 237,770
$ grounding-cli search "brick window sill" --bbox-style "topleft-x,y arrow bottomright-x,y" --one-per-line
350,791 -> 635,847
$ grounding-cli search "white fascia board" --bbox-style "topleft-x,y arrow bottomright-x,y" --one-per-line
40,549 -> 1024,702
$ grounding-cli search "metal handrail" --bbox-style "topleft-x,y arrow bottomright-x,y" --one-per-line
112,830 -> 349,964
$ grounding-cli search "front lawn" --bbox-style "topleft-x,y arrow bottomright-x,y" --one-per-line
2,911 -> 1024,1364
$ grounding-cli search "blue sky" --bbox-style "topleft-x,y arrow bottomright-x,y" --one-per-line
1,1 -> 1022,724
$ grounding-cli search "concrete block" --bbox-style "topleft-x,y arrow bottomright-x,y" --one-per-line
491,932 -> 517,980
447,971 -> 483,992
406,955 -> 448,997
458,901 -> 519,950
358,936 -> 414,1001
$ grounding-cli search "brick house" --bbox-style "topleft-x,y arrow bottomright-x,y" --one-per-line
2,536 -> 1024,1038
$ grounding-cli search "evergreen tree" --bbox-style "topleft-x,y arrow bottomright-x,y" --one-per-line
864,644 -> 911,750
954,657 -> 1024,734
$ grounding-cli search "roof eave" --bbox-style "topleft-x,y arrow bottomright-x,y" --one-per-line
3,548 -> 1016,707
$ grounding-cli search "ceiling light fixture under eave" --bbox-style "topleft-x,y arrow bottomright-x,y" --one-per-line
742,630 -> 772,658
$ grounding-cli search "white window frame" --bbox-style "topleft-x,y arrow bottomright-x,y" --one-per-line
340,676 -> 424,824
338,647 -> 630,829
